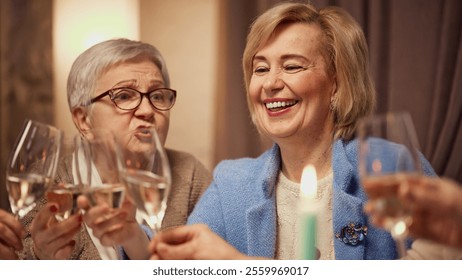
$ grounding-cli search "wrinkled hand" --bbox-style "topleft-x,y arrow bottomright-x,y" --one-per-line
0,209 -> 25,259
30,203 -> 82,260
149,224 -> 257,260
365,176 -> 462,250
77,195 -> 149,259
77,195 -> 134,246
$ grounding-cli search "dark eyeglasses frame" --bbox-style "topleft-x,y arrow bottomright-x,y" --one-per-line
90,87 -> 177,111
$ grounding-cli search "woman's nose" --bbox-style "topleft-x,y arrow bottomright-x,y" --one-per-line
262,69 -> 284,93
135,95 -> 155,116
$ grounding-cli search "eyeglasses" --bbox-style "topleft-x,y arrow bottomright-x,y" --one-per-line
90,87 -> 177,111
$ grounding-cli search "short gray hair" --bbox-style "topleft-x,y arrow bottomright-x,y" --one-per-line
67,38 -> 170,110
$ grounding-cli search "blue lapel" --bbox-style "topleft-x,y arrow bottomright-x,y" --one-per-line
332,139 -> 368,259
245,145 -> 280,258
245,198 -> 277,257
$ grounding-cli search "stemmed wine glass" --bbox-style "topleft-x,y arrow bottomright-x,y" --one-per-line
6,119 -> 63,219
45,134 -> 88,221
76,129 -> 126,260
358,111 -> 422,258
115,127 -> 171,234
78,129 -> 125,209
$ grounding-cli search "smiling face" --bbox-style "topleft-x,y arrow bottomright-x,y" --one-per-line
73,58 -> 170,149
249,22 -> 336,145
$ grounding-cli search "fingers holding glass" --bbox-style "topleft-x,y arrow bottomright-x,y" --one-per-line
0,209 -> 25,259
358,112 -> 422,258
74,129 -> 128,259
30,203 -> 82,260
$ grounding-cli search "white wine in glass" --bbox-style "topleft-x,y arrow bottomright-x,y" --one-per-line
46,183 -> 82,221
79,129 -> 126,209
358,112 -> 422,258
46,134 -> 88,221
116,127 -> 171,233
76,129 -> 126,260
6,119 -> 63,219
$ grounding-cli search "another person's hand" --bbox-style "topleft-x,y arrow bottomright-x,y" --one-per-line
149,224 -> 260,260
30,203 -> 82,259
365,176 -> 462,250
0,209 -> 25,259
77,195 -> 150,259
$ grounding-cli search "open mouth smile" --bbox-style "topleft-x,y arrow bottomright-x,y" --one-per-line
265,100 -> 299,112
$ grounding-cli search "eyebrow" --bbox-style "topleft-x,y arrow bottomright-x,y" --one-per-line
253,54 -> 309,63
111,79 -> 136,88
110,79 -> 164,89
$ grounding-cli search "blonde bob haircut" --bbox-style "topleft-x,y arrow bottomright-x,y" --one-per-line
242,2 -> 376,140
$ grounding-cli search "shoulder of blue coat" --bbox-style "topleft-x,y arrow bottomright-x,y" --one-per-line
335,137 -> 435,176
213,144 -> 279,177
212,144 -> 280,198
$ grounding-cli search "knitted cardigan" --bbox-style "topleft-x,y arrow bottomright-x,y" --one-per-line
20,148 -> 212,260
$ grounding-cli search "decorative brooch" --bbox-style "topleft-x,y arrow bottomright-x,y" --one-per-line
335,223 -> 368,246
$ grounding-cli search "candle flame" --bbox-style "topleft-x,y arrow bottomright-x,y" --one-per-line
300,164 -> 317,199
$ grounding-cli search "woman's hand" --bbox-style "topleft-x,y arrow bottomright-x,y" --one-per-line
77,196 -> 150,259
149,224 -> 260,260
400,177 -> 462,250
0,209 -> 25,259
30,203 -> 82,259
365,176 -> 462,250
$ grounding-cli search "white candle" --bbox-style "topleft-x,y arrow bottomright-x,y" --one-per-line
298,164 -> 318,260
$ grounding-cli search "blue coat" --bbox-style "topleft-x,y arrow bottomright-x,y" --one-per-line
188,138 -> 435,260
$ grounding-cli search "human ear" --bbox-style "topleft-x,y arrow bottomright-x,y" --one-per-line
331,76 -> 338,95
71,107 -> 92,135
329,77 -> 338,112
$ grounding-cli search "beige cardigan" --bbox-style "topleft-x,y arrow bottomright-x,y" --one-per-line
19,148 -> 212,259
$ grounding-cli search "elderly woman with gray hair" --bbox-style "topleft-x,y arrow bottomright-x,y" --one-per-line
18,38 -> 211,260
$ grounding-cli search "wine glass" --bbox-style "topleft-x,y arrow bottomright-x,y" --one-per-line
45,134 -> 87,221
77,129 -> 126,260
78,129 -> 125,209
116,127 -> 171,234
358,111 -> 422,258
6,119 -> 63,219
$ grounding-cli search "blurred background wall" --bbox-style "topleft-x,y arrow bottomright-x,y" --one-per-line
1,0 -> 461,210
1,0 -> 54,210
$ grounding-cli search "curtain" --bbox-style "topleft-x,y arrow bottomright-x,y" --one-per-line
213,0 -> 462,183
213,0 -> 270,164
0,0 -> 53,210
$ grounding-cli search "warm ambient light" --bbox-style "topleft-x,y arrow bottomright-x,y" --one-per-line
300,164 -> 317,199
53,0 -> 140,137
298,164 -> 318,260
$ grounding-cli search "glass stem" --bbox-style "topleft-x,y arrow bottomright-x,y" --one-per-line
390,219 -> 409,259
394,237 -> 407,259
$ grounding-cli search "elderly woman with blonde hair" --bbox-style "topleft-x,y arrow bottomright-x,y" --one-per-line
148,2 -> 446,260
